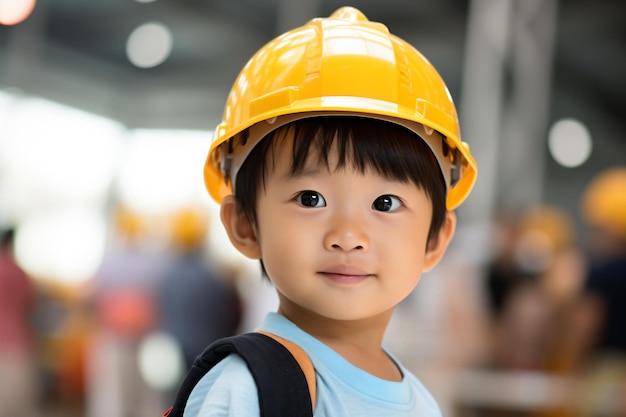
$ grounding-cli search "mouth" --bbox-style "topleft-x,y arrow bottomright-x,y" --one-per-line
318,266 -> 373,284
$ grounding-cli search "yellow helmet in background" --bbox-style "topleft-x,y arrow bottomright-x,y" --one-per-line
168,208 -> 210,251
518,206 -> 577,254
113,205 -> 146,242
580,167 -> 626,238
204,6 -> 477,210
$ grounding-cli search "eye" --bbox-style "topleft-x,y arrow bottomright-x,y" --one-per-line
372,195 -> 402,212
295,190 -> 326,208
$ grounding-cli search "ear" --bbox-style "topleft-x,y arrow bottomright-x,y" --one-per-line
220,195 -> 261,259
422,211 -> 457,272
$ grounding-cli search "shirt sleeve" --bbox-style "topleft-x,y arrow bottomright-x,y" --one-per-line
183,354 -> 260,417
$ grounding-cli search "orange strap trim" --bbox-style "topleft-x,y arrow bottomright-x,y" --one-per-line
258,331 -> 316,412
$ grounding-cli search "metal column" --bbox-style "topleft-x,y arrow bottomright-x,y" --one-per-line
459,0 -> 559,224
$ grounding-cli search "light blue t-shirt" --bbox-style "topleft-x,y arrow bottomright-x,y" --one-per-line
184,313 -> 442,416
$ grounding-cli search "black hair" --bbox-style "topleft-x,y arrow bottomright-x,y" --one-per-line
234,117 -> 447,274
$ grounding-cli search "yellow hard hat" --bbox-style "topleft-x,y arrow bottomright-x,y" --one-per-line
204,6 -> 477,210
168,208 -> 209,250
518,205 -> 576,253
113,205 -> 145,241
580,167 -> 626,238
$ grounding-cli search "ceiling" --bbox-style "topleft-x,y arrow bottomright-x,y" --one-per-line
1,0 -> 477,129
1,0 -> 625,216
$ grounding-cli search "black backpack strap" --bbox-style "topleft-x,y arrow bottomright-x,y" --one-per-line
165,332 -> 313,417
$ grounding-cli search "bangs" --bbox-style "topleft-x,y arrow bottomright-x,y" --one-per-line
279,117 -> 445,201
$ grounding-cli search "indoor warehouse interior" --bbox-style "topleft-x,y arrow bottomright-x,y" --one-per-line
1,0 -> 625,416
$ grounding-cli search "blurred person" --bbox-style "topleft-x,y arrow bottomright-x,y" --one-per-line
157,208 -> 242,370
576,167 -> 626,416
485,206 -> 586,372
85,205 -> 170,417
484,209 -> 524,320
468,204 -> 586,417
579,167 -> 626,355
0,226 -> 39,417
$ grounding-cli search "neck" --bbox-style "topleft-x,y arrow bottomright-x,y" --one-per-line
277,301 -> 402,381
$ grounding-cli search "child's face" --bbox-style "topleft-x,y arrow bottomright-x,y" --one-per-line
245,133 -> 451,322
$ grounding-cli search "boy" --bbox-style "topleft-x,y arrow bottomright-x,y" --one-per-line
187,6 -> 477,416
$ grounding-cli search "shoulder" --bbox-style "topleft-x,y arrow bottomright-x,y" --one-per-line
184,354 -> 260,417
401,369 -> 442,414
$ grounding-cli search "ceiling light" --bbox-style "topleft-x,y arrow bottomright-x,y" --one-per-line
0,0 -> 36,26
548,118 -> 593,168
126,22 -> 173,68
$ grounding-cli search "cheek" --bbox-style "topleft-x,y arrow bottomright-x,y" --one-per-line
256,213 -> 312,271
388,218 -> 430,253
382,221 -> 430,280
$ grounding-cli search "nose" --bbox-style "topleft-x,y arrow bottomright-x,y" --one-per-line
323,216 -> 369,252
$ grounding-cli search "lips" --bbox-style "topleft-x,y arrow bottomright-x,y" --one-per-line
319,265 -> 373,284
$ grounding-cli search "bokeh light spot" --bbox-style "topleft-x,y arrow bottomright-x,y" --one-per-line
0,0 -> 36,26
126,22 -> 173,68
14,208 -> 107,285
548,118 -> 593,168
138,331 -> 185,390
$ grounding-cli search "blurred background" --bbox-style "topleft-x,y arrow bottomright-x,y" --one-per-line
1,0 -> 625,416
